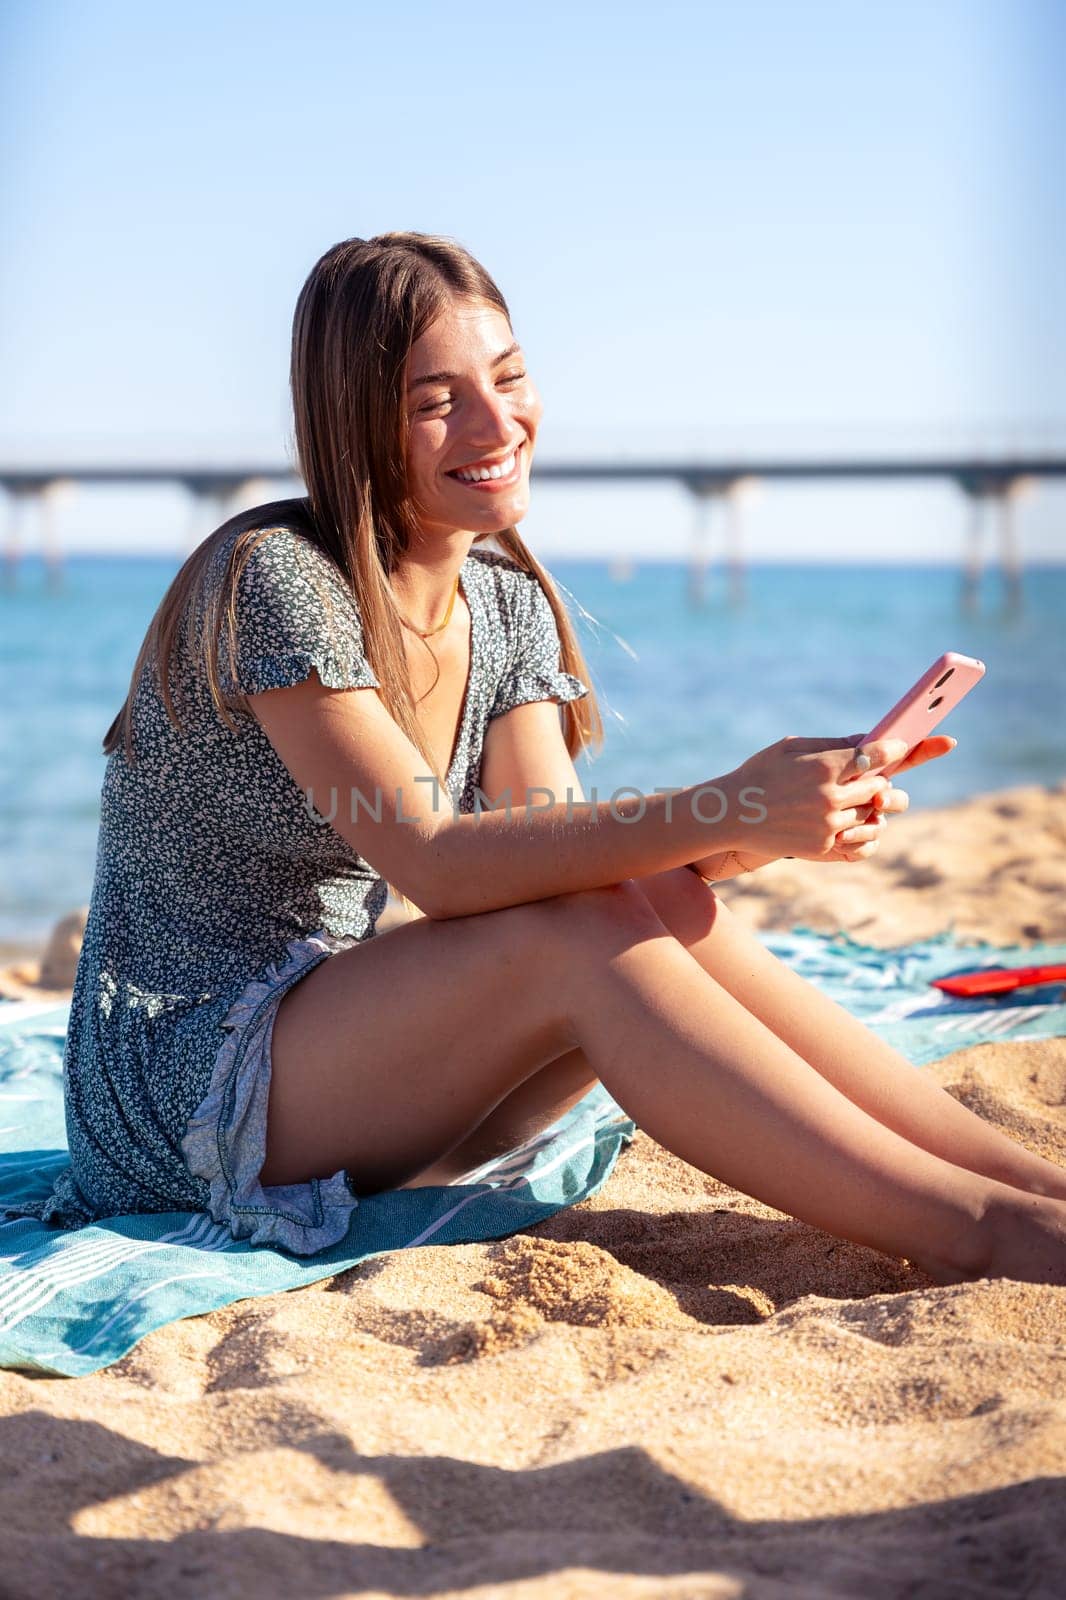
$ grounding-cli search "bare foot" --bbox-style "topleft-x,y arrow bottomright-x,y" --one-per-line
977,1192 -> 1066,1287
907,1190 -> 1066,1287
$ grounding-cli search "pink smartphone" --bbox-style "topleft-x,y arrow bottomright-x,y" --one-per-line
861,652 -> 986,778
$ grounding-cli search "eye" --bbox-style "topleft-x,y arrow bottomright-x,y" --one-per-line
417,370 -> 527,416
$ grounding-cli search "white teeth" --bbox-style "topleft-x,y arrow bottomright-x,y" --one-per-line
455,449 -> 517,483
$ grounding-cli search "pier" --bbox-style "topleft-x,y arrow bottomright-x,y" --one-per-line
2,447 -> 1063,611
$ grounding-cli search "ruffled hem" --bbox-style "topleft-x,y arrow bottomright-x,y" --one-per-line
1,1164 -> 98,1232
179,928 -> 361,1255
490,668 -> 590,720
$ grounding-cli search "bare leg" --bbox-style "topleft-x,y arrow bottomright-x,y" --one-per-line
264,882 -> 1066,1285
537,886 -> 1066,1285
406,868 -> 1066,1201
634,869 -> 1066,1201
397,1043 -> 600,1187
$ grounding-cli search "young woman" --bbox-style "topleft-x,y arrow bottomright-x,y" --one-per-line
21,232 -> 1066,1284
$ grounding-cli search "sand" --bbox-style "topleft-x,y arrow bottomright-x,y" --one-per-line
2,783 -> 1065,1598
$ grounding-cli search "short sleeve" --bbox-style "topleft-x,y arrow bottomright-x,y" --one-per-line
489,569 -> 590,722
216,527 -> 380,699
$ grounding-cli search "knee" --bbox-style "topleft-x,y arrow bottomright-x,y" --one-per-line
569,865 -> 720,950
636,864 -> 721,933
540,878 -> 667,938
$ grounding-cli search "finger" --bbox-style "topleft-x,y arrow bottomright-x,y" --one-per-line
894,735 -> 956,773
840,738 -> 909,780
834,838 -> 882,862
836,820 -> 885,843
782,735 -> 869,754
828,804 -> 875,830
833,772 -> 891,807
860,790 -> 891,818
878,785 -> 910,815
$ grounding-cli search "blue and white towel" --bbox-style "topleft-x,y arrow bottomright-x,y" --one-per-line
2,926 -> 1065,1378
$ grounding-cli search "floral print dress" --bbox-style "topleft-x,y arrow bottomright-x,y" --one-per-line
8,526 -> 590,1234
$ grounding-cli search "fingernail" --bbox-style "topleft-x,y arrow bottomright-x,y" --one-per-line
852,751 -> 872,773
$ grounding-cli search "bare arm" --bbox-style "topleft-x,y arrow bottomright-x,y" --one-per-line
247,673 -> 894,920
247,673 -> 741,918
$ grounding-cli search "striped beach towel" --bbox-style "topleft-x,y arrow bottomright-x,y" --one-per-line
2,926 -> 1065,1377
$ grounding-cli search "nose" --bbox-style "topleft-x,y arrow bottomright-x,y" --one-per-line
463,381 -> 525,449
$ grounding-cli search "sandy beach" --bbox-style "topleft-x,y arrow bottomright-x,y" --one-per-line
2,781 -> 1065,1598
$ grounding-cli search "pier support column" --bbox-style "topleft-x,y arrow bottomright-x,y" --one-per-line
996,475 -> 1034,617
685,484 -> 716,608
2,489 -> 30,590
4,482 -> 71,590
39,480 -> 71,591
961,495 -> 985,615
997,491 -> 1020,616
957,473 -> 1033,616
232,476 -> 277,513
183,476 -> 285,555
685,476 -> 757,609
185,489 -> 226,555
183,481 -> 244,555
724,476 -> 759,608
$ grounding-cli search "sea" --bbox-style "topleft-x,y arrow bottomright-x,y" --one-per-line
2,554 -> 1064,946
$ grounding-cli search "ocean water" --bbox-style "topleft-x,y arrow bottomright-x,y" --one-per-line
2,554 -> 1064,945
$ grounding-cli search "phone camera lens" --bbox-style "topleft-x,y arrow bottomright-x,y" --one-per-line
933,669 -> 954,688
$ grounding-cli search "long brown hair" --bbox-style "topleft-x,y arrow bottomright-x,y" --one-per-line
102,232 -> 603,791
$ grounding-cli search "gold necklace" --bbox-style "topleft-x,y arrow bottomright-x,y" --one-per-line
395,574 -> 460,639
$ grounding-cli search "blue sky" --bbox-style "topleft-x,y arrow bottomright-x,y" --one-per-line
1,0 -> 1063,560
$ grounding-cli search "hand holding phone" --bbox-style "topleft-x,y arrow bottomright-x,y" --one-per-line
859,651 -> 985,779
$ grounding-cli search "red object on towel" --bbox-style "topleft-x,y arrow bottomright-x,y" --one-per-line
931,964 -> 1066,998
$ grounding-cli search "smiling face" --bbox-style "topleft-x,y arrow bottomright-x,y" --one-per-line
404,298 -> 542,542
